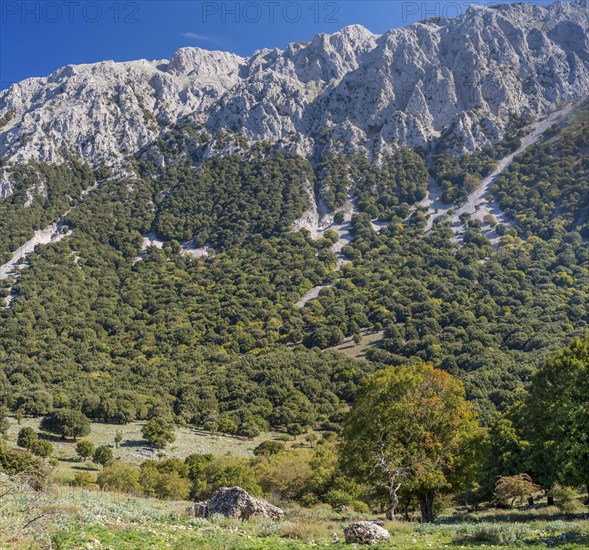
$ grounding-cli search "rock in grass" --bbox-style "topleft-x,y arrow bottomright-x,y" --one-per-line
188,486 -> 283,521
344,520 -> 390,544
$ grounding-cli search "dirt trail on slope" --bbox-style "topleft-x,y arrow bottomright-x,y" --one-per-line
1,183 -> 99,307
423,102 -> 577,238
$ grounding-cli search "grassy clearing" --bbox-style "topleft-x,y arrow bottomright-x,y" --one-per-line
5,417 -> 280,481
325,329 -> 384,359
1,479 -> 587,549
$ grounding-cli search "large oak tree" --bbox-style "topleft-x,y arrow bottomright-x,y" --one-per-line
341,361 -> 483,522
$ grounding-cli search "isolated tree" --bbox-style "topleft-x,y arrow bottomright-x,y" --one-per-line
495,474 -> 540,508
17,427 -> 38,450
76,440 -> 95,461
239,418 -> 262,439
142,418 -> 175,449
30,439 -> 53,459
253,440 -> 285,457
341,361 -> 482,522
40,409 -> 91,440
93,445 -> 114,467
72,471 -> 95,488
114,431 -> 123,449
523,337 -> 589,493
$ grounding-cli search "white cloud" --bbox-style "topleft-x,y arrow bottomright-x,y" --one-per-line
181,32 -> 225,46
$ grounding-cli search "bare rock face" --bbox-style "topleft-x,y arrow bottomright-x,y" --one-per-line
187,487 -> 284,521
344,521 -> 391,545
0,0 -> 588,167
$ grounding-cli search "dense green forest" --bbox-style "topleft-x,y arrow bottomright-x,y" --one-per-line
0,103 -> 587,435
4,336 -> 588,523
318,149 -> 428,215
430,113 -> 529,204
0,161 -> 96,263
154,150 -> 312,249
493,105 -> 589,239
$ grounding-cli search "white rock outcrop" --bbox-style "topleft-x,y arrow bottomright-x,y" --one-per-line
0,0 -> 588,167
187,487 -> 284,521
344,521 -> 391,544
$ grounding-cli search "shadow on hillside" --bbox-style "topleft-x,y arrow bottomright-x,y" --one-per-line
119,439 -> 145,448
190,428 -> 251,441
38,432 -> 73,443
71,464 -> 98,472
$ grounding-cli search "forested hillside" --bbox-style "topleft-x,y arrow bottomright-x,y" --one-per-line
493,100 -> 589,238
0,101 -> 587,430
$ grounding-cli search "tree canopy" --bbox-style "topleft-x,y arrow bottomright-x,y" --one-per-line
341,361 -> 483,522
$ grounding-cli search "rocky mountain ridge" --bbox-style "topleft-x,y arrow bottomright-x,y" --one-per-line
0,0 -> 588,182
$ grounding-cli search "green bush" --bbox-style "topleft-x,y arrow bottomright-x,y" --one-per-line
0,441 -> 47,488
142,418 -> 175,449
29,439 -> 53,458
552,485 -> 583,514
16,427 -> 38,450
253,441 -> 285,457
72,471 -> 95,488
76,440 -> 95,461
93,445 -> 114,467
96,462 -> 140,493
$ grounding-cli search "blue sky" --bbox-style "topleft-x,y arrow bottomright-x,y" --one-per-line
1,0 -> 555,89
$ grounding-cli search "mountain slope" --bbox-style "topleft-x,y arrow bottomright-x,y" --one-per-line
0,1 -> 587,429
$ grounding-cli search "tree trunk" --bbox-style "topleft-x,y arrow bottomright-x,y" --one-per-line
386,489 -> 399,520
419,493 -> 435,523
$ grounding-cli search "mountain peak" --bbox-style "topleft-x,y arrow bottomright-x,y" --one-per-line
1,1 -> 588,167
164,47 -> 245,77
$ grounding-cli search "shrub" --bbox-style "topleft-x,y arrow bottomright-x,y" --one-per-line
552,484 -> 583,514
253,441 -> 285,457
484,213 -> 497,227
324,489 -> 355,509
142,418 -> 175,449
72,471 -> 95,488
93,445 -> 114,467
16,427 -> 37,450
239,420 -> 262,439
29,439 -> 53,458
191,461 -> 262,500
153,471 -> 190,500
352,500 -> 369,513
185,453 -> 214,480
140,459 -> 190,499
97,462 -> 140,493
0,441 -> 47,489
495,474 -> 540,508
76,440 -> 95,461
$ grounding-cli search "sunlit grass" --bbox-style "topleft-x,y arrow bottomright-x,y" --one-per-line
1,479 -> 587,549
